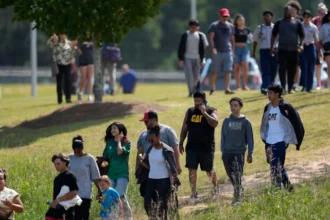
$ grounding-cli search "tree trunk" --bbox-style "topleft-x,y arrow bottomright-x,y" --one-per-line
93,46 -> 103,103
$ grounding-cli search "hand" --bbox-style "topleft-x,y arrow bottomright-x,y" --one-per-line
115,132 -> 124,142
252,53 -> 256,59
96,194 -> 103,201
71,40 -> 78,48
212,48 -> 217,56
120,209 -> 124,216
176,164 -> 182,175
247,157 -> 253,163
179,144 -> 184,154
2,199 -> 13,209
52,34 -> 58,43
198,104 -> 206,114
270,48 -> 275,56
138,153 -> 143,162
178,61 -> 184,68
285,143 -> 289,149
50,199 -> 59,208
201,62 -> 205,68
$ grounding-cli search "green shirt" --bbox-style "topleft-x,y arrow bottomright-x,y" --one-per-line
103,139 -> 130,180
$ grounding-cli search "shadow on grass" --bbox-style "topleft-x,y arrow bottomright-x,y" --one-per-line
0,101 -> 167,148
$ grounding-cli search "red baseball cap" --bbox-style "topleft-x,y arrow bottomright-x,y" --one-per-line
139,110 -> 158,122
219,8 -> 230,17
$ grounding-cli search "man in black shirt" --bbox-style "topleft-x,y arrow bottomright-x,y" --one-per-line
271,6 -> 305,94
45,153 -> 79,220
179,91 -> 219,200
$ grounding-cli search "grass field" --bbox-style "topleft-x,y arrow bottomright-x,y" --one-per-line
0,83 -> 330,220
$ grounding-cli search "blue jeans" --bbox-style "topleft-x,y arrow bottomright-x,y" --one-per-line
299,44 -> 316,91
260,49 -> 278,89
110,178 -> 132,219
265,141 -> 290,188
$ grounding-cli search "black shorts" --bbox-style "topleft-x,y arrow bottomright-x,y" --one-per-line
185,151 -> 214,171
324,52 -> 330,57
316,51 -> 321,65
79,57 -> 94,66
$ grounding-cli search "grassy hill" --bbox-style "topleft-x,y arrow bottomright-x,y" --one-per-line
0,83 -> 329,219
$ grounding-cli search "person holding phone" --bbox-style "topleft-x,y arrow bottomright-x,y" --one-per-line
102,122 -> 132,220
179,90 -> 219,201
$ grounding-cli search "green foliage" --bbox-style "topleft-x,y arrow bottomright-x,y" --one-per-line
0,0 -> 169,43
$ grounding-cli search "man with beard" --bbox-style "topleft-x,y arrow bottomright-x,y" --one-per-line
179,91 -> 219,200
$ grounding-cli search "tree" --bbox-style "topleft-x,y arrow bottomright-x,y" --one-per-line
0,0 -> 169,102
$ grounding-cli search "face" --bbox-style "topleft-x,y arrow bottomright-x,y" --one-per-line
230,101 -> 242,115
303,14 -> 311,22
111,124 -> 120,136
267,90 -> 280,102
319,9 -> 327,18
0,173 -> 5,189
148,133 -> 160,146
220,14 -> 229,22
53,158 -> 67,172
291,7 -> 298,17
194,97 -> 203,109
144,118 -> 156,130
236,16 -> 245,26
264,14 -> 272,23
73,147 -> 83,156
59,34 -> 67,41
284,7 -> 292,18
99,180 -> 110,191
189,25 -> 198,32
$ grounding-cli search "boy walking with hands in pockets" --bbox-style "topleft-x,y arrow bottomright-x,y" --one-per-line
221,97 -> 254,206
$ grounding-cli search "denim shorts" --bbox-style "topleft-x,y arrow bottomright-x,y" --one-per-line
234,46 -> 250,63
211,52 -> 233,74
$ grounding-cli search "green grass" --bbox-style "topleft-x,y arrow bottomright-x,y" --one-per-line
0,83 -> 330,219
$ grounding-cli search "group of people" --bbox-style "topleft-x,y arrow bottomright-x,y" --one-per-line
178,1 -> 330,97
47,36 -> 137,104
0,82 -> 304,219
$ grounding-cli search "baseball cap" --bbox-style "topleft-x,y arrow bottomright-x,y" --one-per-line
139,110 -> 158,122
219,8 -> 230,17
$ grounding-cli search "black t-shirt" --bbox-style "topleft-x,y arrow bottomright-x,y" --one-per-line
234,27 -> 251,43
185,106 -> 216,152
46,170 -> 79,219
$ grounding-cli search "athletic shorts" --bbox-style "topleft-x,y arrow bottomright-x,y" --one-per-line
185,151 -> 214,172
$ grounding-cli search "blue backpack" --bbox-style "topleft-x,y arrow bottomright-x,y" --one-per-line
101,44 -> 122,63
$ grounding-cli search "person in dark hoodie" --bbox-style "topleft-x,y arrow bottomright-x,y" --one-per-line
221,97 -> 254,206
260,84 -> 304,191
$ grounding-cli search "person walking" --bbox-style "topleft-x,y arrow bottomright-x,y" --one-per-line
47,34 -> 79,104
271,6 -> 305,94
136,110 -> 182,197
312,3 -> 328,90
178,19 -> 208,97
260,84 -> 305,190
69,135 -> 101,220
78,38 -> 95,102
319,12 -> 330,88
102,122 -> 133,220
221,97 -> 254,206
208,8 -> 235,95
233,14 -> 253,91
252,10 -> 278,95
179,91 -> 219,200
299,10 -> 319,92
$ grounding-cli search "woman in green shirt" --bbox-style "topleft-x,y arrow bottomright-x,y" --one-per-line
102,122 -> 132,220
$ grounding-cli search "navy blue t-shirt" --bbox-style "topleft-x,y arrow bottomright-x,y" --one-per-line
120,70 -> 137,93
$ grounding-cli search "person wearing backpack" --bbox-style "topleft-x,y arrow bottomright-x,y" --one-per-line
100,43 -> 122,95
178,19 -> 208,97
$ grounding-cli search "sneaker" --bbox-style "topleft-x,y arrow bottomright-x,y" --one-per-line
301,87 -> 305,92
212,186 -> 220,196
243,85 -> 250,91
282,90 -> 287,96
225,90 -> 235,95
292,85 -> 297,92
77,92 -> 82,101
187,92 -> 193,98
236,87 -> 242,91
66,100 -> 72,104
210,89 -> 215,95
316,86 -> 321,90
289,90 -> 296,94
190,191 -> 198,200
231,200 -> 240,206
87,95 -> 93,101
261,89 -> 268,95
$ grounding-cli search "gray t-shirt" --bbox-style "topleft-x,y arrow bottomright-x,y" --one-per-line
137,124 -> 179,153
68,154 -> 101,199
185,31 -> 209,59
208,21 -> 235,53
272,19 -> 305,51
319,23 -> 330,44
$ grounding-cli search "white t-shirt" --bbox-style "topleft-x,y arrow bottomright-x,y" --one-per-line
0,187 -> 19,220
185,31 -> 208,59
148,147 -> 169,179
266,106 -> 286,144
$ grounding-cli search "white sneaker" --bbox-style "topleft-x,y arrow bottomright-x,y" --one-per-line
316,86 -> 321,90
87,95 -> 93,101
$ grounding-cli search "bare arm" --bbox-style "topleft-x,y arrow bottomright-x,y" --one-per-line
93,179 -> 101,195
270,35 -> 275,51
179,112 -> 189,154
201,109 -> 218,128
136,147 -> 144,170
4,195 -> 24,213
231,36 -> 235,54
252,41 -> 258,57
58,190 -> 78,202
209,32 -> 215,50
116,141 -> 124,155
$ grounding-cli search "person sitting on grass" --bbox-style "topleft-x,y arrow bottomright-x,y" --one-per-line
0,169 -> 24,220
221,97 -> 254,206
98,175 -> 123,220
118,64 -> 137,94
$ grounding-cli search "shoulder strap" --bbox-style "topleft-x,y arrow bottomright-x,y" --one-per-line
259,24 -> 264,39
146,145 -> 153,157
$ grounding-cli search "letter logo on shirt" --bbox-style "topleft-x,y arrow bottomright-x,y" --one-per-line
191,115 -> 203,123
268,113 -> 277,121
229,122 -> 242,130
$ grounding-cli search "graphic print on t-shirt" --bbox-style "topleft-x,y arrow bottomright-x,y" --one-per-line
228,122 -> 242,130
268,113 -> 277,121
191,114 -> 203,123
266,106 -> 285,144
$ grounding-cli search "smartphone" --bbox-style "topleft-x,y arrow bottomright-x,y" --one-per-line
203,100 -> 208,106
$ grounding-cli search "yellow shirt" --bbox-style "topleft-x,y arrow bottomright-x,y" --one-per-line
0,187 -> 19,220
